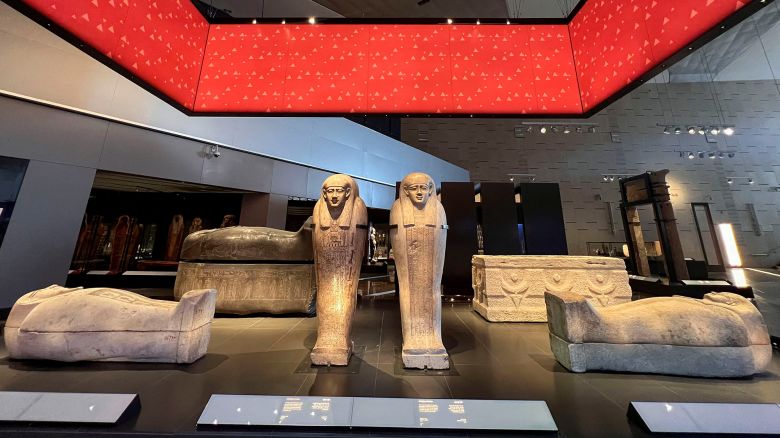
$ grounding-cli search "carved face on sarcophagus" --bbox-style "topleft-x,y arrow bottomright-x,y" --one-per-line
403,173 -> 434,208
322,175 -> 352,210
311,174 -> 368,366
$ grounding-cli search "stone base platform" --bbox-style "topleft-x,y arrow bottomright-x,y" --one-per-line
402,349 -> 450,370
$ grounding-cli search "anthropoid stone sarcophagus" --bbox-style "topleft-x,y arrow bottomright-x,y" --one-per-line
391,172 -> 450,370
310,174 -> 368,366
472,255 -> 632,322
545,290 -> 772,377
174,219 -> 316,315
4,285 -> 216,363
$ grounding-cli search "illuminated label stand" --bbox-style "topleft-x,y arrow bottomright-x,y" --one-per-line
0,392 -> 138,424
628,402 -> 780,435
198,395 -> 557,432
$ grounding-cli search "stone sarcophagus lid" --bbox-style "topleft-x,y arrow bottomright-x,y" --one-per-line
174,219 -> 316,315
472,255 -> 632,322
4,285 -> 216,363
545,290 -> 772,377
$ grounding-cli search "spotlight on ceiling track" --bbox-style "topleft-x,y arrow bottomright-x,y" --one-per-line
749,178 -> 754,185
308,17 -> 316,24
727,178 -> 733,184
663,127 -> 670,134
602,175 -> 609,182
710,127 -> 720,135
447,18 -> 453,24
281,19 -> 286,24
687,126 -> 696,135
252,18 -> 257,24
698,127 -> 706,135
674,127 -> 682,135
723,127 -> 735,136
708,152 -> 716,159
563,126 -> 571,134
476,19 -> 481,25
687,152 -> 695,159
540,126 -> 547,134
698,152 -> 706,159
506,19 -> 511,25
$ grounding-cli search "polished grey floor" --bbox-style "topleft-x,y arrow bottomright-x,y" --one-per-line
0,274 -> 778,438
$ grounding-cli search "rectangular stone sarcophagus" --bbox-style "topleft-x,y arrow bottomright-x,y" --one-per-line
472,255 -> 631,322
174,219 -> 316,315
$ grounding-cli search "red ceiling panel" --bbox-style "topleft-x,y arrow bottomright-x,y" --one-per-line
529,26 -> 581,113
571,0 -> 749,112
196,25 -> 289,112
368,25 -> 452,113
19,0 -> 759,115
450,25 -> 537,113
22,0 -> 208,109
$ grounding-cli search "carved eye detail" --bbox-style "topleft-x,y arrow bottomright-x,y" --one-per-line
552,274 -> 561,282
510,273 -> 519,282
596,274 -> 605,283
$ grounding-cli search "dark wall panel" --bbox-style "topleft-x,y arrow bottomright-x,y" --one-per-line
480,182 -> 521,255
440,182 -> 478,296
520,183 -> 568,255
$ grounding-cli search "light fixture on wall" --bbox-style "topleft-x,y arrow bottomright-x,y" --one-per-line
508,173 -> 536,183
677,150 -> 735,160
659,124 -> 735,136
601,174 -> 633,183
726,176 -> 755,186
520,122 -> 598,135
718,223 -> 743,267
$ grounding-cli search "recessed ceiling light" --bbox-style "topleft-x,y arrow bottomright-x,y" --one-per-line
447,18 -> 453,24
308,17 -> 316,24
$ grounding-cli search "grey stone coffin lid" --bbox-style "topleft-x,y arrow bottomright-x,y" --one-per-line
180,218 -> 313,262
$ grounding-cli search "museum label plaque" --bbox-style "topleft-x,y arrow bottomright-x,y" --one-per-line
198,395 -> 557,432
629,402 -> 780,434
0,392 -> 138,424
197,395 -> 353,427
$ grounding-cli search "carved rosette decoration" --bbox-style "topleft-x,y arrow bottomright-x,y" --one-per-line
310,174 -> 368,366
472,256 -> 632,322
390,172 -> 449,369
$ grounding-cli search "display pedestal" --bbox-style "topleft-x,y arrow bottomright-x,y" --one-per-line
472,255 -> 632,322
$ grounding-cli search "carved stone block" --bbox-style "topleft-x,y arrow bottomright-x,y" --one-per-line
391,173 -> 449,369
174,262 -> 315,315
545,290 -> 772,377
472,255 -> 632,322
310,174 -> 367,366
4,285 -> 216,363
